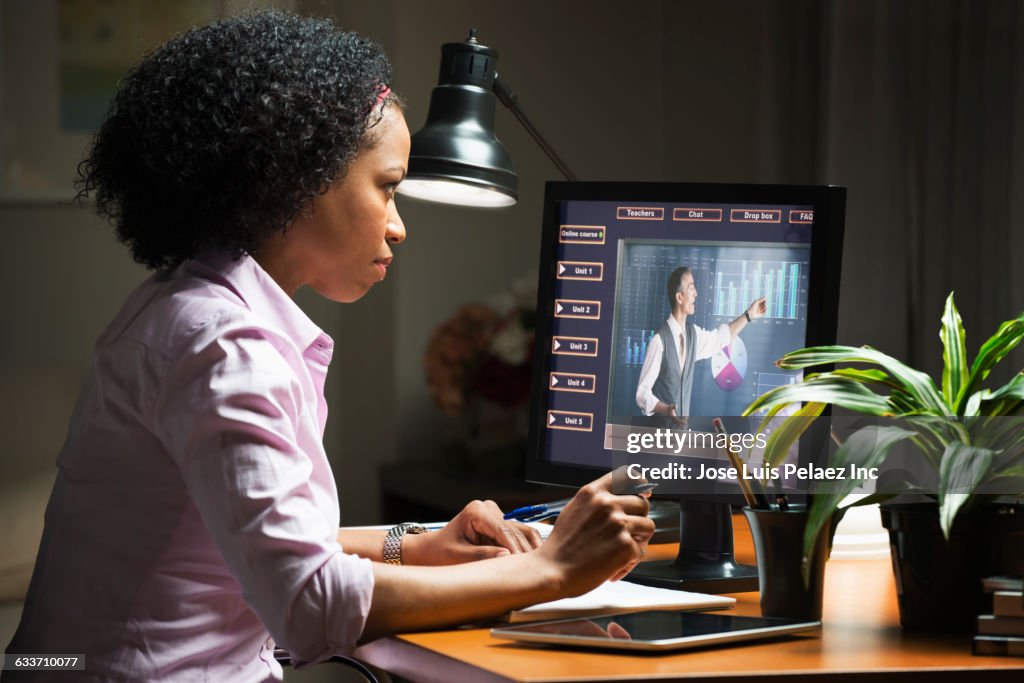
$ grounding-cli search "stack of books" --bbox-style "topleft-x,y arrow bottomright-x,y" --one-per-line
974,576 -> 1024,657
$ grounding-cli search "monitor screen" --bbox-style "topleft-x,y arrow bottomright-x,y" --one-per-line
526,182 -> 846,497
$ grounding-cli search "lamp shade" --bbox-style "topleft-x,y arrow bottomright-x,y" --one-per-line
398,31 -> 518,208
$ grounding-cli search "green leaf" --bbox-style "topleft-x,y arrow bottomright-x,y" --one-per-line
957,313 -> 1024,414
742,375 -> 894,418
802,426 -> 917,582
896,415 -> 961,468
981,465 -> 1024,496
830,367 -> 901,390
975,373 -> 1024,416
758,402 -> 826,473
888,389 -> 921,415
964,390 -> 987,417
989,465 -> 1024,479
778,346 -> 949,415
990,400 -> 1024,419
937,442 -> 996,537
967,414 -> 1024,452
940,293 -> 968,408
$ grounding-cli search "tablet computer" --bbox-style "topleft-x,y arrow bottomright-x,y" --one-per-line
491,610 -> 820,651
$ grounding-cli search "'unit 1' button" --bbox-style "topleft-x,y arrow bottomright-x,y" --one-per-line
557,261 -> 604,281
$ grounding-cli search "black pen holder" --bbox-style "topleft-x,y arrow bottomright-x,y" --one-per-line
743,506 -> 828,621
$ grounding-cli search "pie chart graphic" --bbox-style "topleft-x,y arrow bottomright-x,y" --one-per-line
710,337 -> 747,391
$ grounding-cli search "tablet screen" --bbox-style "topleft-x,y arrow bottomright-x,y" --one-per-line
491,610 -> 820,651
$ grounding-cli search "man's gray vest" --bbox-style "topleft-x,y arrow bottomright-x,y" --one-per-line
652,320 -> 696,417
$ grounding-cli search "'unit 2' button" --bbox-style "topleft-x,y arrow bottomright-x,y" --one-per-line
554,299 -> 601,319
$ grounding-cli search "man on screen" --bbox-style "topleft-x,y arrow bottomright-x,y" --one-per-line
636,266 -> 767,427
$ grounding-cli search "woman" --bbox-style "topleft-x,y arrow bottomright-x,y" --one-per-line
4,10 -> 653,682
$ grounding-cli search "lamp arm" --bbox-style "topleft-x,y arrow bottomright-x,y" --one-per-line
492,74 -> 578,182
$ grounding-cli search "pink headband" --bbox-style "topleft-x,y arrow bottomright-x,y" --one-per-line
373,85 -> 391,111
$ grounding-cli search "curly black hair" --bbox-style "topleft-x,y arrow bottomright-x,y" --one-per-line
77,9 -> 397,270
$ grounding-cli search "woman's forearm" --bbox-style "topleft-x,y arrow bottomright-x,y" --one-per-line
337,528 -> 387,562
361,552 -> 563,640
353,471 -> 654,641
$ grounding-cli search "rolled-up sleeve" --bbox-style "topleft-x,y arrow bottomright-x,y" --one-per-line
152,315 -> 374,664
694,323 -> 732,361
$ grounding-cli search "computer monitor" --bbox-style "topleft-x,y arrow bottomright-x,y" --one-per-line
526,182 -> 846,592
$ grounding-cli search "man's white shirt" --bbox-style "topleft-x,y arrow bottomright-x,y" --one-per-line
635,316 -> 731,415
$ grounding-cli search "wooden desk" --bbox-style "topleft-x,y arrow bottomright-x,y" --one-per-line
356,516 -> 1023,682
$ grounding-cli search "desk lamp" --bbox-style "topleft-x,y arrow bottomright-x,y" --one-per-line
397,30 -> 577,208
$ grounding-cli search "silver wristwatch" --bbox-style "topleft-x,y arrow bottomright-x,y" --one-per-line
383,523 -> 428,565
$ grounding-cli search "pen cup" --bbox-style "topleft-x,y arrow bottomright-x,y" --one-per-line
743,505 -> 828,621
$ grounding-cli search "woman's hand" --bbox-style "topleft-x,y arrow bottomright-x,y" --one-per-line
402,500 -> 543,566
361,469 -> 654,640
537,470 -> 655,595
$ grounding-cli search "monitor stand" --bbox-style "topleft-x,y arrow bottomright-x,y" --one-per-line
624,499 -> 759,593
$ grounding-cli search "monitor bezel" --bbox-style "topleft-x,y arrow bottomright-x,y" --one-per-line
525,181 -> 847,492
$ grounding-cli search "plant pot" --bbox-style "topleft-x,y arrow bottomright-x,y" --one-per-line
744,505 -> 828,621
880,502 -> 1024,633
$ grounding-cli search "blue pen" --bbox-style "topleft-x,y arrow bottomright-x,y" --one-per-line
504,498 -> 571,521
505,483 -> 658,522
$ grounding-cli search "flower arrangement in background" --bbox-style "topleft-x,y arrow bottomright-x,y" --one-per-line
424,273 -> 537,419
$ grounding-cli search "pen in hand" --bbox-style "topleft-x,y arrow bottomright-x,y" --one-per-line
504,483 -> 658,522
625,482 -> 658,497
504,498 -> 572,521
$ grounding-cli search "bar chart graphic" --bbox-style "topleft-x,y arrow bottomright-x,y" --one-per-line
623,328 -> 658,366
713,260 -> 804,320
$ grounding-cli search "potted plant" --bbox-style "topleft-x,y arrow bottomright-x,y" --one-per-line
741,293 -> 1024,632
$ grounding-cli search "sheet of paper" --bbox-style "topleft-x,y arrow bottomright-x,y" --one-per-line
510,580 -> 735,622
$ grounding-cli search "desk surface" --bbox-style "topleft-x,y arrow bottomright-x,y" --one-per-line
357,515 -> 1023,682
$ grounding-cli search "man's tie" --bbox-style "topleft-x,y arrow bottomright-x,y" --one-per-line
679,332 -> 686,375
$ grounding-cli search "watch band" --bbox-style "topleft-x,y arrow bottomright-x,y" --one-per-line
744,310 -> 751,323
383,523 -> 428,565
